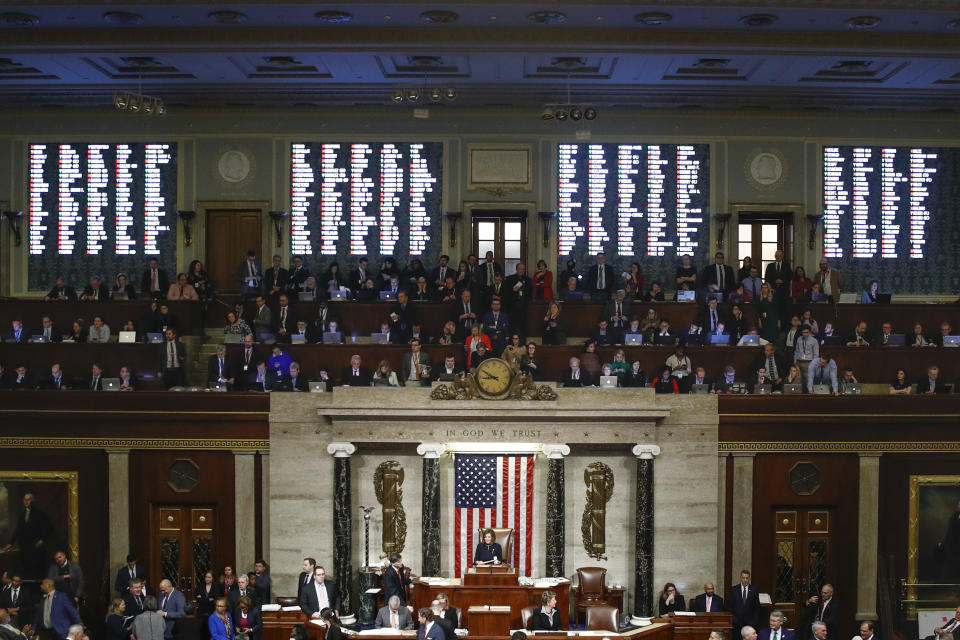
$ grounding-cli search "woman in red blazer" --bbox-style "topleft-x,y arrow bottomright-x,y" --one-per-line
532,260 -> 554,301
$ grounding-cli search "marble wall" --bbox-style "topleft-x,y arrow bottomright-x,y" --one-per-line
268,389 -> 719,608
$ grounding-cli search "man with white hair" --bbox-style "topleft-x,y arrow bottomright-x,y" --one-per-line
742,626 -> 758,640
156,579 -> 185,639
0,609 -> 28,640
811,621 -> 828,640
430,600 -> 454,640
66,624 -> 84,640
375,595 -> 413,630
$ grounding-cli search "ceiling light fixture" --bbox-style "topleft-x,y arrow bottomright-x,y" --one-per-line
540,73 -> 598,124
390,87 -> 457,105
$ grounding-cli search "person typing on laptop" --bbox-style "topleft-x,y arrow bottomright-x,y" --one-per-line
838,368 -> 859,394
807,355 -> 839,396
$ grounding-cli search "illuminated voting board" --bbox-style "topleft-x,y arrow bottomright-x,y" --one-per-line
557,142 -> 711,285
822,145 -> 960,293
290,142 -> 443,267
27,142 -> 177,289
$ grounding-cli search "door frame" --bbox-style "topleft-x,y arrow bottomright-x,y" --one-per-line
196,200 -> 272,270
149,503 -> 217,597
464,201 -> 537,270
730,203 -> 801,267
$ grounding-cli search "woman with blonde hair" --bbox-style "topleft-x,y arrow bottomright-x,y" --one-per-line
528,590 -> 563,631
106,598 -> 130,640
373,360 -> 400,387
757,283 -> 780,344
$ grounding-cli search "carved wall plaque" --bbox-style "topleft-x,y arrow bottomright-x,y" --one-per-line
581,461 -> 614,560
374,461 -> 406,555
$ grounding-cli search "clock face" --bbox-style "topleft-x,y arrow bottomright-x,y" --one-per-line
475,358 -> 513,399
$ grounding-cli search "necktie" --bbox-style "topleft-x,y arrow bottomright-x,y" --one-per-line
392,613 -> 398,629
130,568 -> 135,579
598,266 -> 604,289
767,356 -> 777,379
494,312 -> 498,324
136,595 -> 142,608
219,359 -> 224,377
773,631 -> 778,640
487,263 -> 493,285
24,508 -> 29,523
411,355 -> 418,380
179,286 -> 183,297
152,270 -> 158,292
281,308 -> 287,326
818,601 -> 825,620
92,376 -> 99,390
711,310 -> 717,330
45,327 -> 51,339
616,302 -> 621,320
354,370 -> 358,376
573,370 -> 579,380
742,586 -> 747,601
705,596 -> 710,612
248,261 -> 255,278
466,302 -> 470,315
168,341 -> 175,367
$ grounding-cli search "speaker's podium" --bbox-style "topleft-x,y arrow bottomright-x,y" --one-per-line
464,565 -> 517,636
463,565 -> 517,585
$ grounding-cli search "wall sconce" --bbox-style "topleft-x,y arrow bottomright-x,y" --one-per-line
806,214 -> 824,249
176,210 -> 196,246
538,211 -> 556,248
2,210 -> 23,246
444,211 -> 461,247
268,210 -> 287,248
713,213 -> 732,248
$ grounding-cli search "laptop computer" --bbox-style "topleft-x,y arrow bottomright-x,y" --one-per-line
810,293 -> 828,303
146,332 -> 163,343
822,335 -> 843,346
258,332 -> 276,344
323,331 -> 343,343
691,383 -> 711,394
783,382 -> 802,394
677,290 -> 696,302
119,331 -> 137,343
884,334 -> 905,346
31,335 -> 46,343
813,384 -> 831,395
370,333 -> 390,344
943,335 -> 960,347
754,383 -> 772,395
299,290 -> 316,301
224,333 -> 243,344
623,333 -> 643,344
290,334 -> 306,344
741,335 -> 760,346
308,380 -> 327,393
843,383 -> 862,395
655,335 -> 676,345
329,290 -> 348,300
102,378 -> 121,391
599,376 -> 618,388
209,382 -> 228,392
112,290 -> 128,301
379,291 -> 398,301
710,334 -> 730,345
876,293 -> 892,304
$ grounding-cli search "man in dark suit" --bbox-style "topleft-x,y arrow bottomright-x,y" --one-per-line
697,297 -> 727,335
286,256 -> 311,299
690,582 -> 724,612
561,357 -> 594,387
115,554 -> 148,595
702,251 -> 736,295
142,258 -> 170,301
585,252 -> 615,302
481,297 -> 510,353
3,320 -> 29,344
9,366 -> 34,391
79,277 -> 106,302
484,274 -> 507,312
228,574 -> 260,620
239,250 -> 263,298
3,493 -> 51,579
300,566 -> 339,618
273,294 -> 297,343
382,553 -> 413,608
263,254 -> 289,302
44,277 -> 78,302
340,355 -> 372,386
430,601 -> 454,640
758,611 -> 796,640
207,345 -> 236,389
28,579 -> 81,640
33,317 -> 62,344
729,570 -> 760,638
750,344 -> 789,388
0,574 -> 25,625
417,609 -> 445,640
433,354 -> 464,381
799,584 -> 836,640
37,364 -> 69,391
479,252 -> 503,291
158,329 -> 187,389
605,290 -> 631,337
389,291 -> 417,342
349,257 -> 370,293
251,295 -> 273,338
280,362 -> 309,392
297,559 -> 316,601
922,366 -> 950,395
764,250 -> 791,309
504,263 -> 532,337
122,579 -> 147,618
437,593 -> 459,629
451,290 -> 478,340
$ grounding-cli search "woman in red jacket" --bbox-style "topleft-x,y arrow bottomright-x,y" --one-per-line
532,259 -> 554,301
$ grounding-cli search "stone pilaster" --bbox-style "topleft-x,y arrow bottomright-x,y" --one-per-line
717,453 -> 728,590
107,449 -> 131,570
542,444 -> 570,578
328,442 -> 356,614
856,453 -> 882,620
234,451 -> 257,568
260,452 -> 270,563
417,443 -> 445,577
731,453 -> 755,579
633,444 -> 661,617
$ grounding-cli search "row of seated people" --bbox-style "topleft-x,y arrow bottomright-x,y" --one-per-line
43,262 -> 212,303
3,304 -> 182,344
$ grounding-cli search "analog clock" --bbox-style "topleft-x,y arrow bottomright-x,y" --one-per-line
474,358 -> 513,399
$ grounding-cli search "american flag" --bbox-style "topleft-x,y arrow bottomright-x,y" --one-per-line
454,454 -> 534,578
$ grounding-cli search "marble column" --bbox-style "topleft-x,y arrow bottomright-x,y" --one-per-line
234,451 -> 257,567
107,448 -> 131,570
418,443 -> 445,577
328,442 -> 356,614
730,453 -> 756,578
542,444 -> 570,578
260,452 -> 270,563
633,444 -> 661,617
716,453 -> 728,592
856,453 -> 882,620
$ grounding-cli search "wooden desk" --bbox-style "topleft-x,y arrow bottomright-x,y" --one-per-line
464,568 -> 518,586
570,585 -> 627,622
1,300 -> 204,335
655,612 -> 732,640
413,580 -> 570,630
261,610 -> 323,640
467,606 -> 513,636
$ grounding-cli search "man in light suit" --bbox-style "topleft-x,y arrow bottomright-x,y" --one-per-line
375,596 -> 413,630
416,608 -> 444,640
729,570 -> 760,640
27,579 -> 81,640
585,252 -> 615,302
157,579 -> 186,639
401,339 -> 432,386
300,566 -> 339,619
115,554 -> 148,595
690,582 -> 724,613
0,609 -> 28,640
758,611 -> 796,640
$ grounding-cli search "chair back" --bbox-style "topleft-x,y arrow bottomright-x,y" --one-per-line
585,605 -> 619,633
521,606 -> 534,630
577,566 -> 607,601
475,527 -> 514,565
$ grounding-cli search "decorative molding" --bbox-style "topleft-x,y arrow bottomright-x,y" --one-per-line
416,442 -> 446,458
374,461 -> 406,555
0,437 -> 267,450
743,146 -> 788,192
632,444 -> 662,459
720,441 -> 960,453
327,442 -> 357,458
541,444 -> 571,459
0,471 -> 79,564
582,461 -> 614,560
467,145 -> 533,193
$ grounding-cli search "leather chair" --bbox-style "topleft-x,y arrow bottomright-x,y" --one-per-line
474,527 -> 514,566
585,605 -> 619,633
521,606 -> 534,630
575,566 -> 608,622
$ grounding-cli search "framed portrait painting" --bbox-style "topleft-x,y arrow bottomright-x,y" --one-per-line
907,475 -> 960,618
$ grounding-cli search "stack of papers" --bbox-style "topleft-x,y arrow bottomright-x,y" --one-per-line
261,604 -> 281,612
281,605 -> 301,612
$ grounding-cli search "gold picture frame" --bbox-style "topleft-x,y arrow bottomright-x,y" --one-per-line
906,475 -> 960,619
0,471 -> 80,564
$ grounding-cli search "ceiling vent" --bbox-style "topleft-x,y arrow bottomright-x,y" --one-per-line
739,14 -> 778,27
209,11 -> 248,24
315,10 -> 353,24
846,15 -> 881,29
420,10 -> 459,24
528,11 -> 566,25
103,11 -> 144,25
634,12 -> 672,26
0,12 -> 39,26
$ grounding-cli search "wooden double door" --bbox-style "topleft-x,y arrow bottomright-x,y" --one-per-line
152,505 -> 216,597
771,508 -> 832,628
206,210 -> 262,294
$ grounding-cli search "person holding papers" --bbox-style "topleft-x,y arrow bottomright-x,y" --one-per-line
473,529 -> 503,566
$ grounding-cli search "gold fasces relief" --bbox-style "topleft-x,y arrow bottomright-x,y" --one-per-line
374,461 -> 406,555
582,461 -> 614,560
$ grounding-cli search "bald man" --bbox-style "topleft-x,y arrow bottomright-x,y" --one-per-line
692,582 -> 725,612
